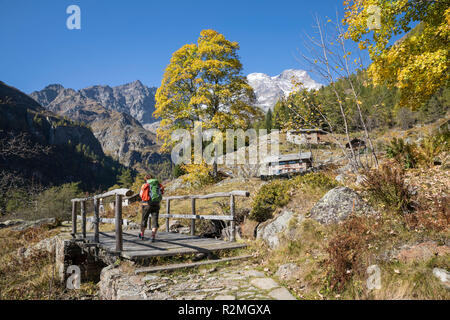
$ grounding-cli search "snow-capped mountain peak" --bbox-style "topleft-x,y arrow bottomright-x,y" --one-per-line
247,69 -> 322,112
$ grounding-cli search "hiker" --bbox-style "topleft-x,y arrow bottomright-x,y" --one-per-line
139,174 -> 164,242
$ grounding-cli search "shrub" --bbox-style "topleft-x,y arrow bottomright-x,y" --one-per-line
415,128 -> 449,167
181,163 -> 216,189
362,164 -> 414,214
6,182 -> 82,221
385,137 -> 417,169
250,180 -> 291,223
395,107 -> 417,129
290,172 -> 338,192
249,172 -> 336,223
325,215 -> 378,292
117,169 -> 134,188
405,195 -> 450,232
172,164 -> 186,178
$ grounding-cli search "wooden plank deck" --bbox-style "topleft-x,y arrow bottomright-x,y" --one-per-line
85,231 -> 246,260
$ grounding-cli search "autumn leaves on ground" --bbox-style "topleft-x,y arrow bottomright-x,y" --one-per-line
1,0 -> 449,299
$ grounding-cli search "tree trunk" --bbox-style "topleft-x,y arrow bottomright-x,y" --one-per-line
212,161 -> 218,178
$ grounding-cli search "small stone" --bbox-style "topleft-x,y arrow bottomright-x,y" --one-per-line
243,270 -> 265,278
275,263 -> 300,281
118,294 -> 145,300
198,287 -> 224,292
143,275 -> 159,282
250,278 -> 280,291
433,268 -> 450,289
269,287 -> 296,300
394,269 -> 400,274
215,295 -> 236,300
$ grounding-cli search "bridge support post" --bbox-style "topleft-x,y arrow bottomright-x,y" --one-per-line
71,201 -> 77,239
94,198 -> 100,243
191,198 -> 196,236
115,194 -> 123,252
81,200 -> 86,239
230,195 -> 236,242
166,199 -> 170,232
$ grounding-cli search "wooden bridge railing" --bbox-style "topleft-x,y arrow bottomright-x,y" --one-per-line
161,190 -> 250,242
71,188 -> 133,253
70,189 -> 250,253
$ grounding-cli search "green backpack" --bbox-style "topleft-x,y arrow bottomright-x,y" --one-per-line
147,179 -> 162,202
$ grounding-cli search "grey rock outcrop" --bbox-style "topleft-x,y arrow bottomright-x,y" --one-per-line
275,263 -> 300,281
18,235 -> 60,259
99,265 -> 147,300
257,210 -> 295,249
11,217 -> 58,231
432,268 -> 450,289
309,187 -> 376,224
0,219 -> 25,229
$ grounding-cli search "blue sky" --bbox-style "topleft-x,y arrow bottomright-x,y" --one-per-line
1,0 -> 356,93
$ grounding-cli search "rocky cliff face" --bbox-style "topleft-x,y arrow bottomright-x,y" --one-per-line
30,83 -> 164,170
31,81 -> 157,125
80,80 -> 157,125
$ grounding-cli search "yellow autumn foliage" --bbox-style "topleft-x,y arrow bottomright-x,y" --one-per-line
153,29 -> 262,152
344,0 -> 450,109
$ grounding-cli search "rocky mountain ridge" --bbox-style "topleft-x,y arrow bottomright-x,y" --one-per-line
29,84 -> 164,170
0,81 -> 123,189
31,80 -> 158,125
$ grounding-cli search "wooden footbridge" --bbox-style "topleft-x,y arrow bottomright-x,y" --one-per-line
70,189 -> 250,262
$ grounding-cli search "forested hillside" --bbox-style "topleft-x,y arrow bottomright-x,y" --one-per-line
0,81 -> 125,217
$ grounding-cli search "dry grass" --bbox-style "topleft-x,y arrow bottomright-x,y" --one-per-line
0,226 -> 97,300
252,166 -> 449,299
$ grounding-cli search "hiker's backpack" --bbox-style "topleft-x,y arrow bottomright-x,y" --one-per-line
140,179 -> 163,202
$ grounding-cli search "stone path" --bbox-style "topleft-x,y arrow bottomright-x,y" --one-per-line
100,264 -> 297,300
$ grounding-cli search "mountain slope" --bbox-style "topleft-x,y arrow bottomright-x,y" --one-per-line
31,81 -> 157,125
30,84 -> 165,170
0,81 -> 123,190
247,69 -> 322,112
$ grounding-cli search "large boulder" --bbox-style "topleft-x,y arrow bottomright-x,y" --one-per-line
99,265 -> 147,300
19,235 -> 60,259
257,210 -> 295,249
309,187 -> 375,224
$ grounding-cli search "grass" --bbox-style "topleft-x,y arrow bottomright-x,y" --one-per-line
0,226 -> 97,300
250,163 -> 449,299
254,209 -> 450,299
